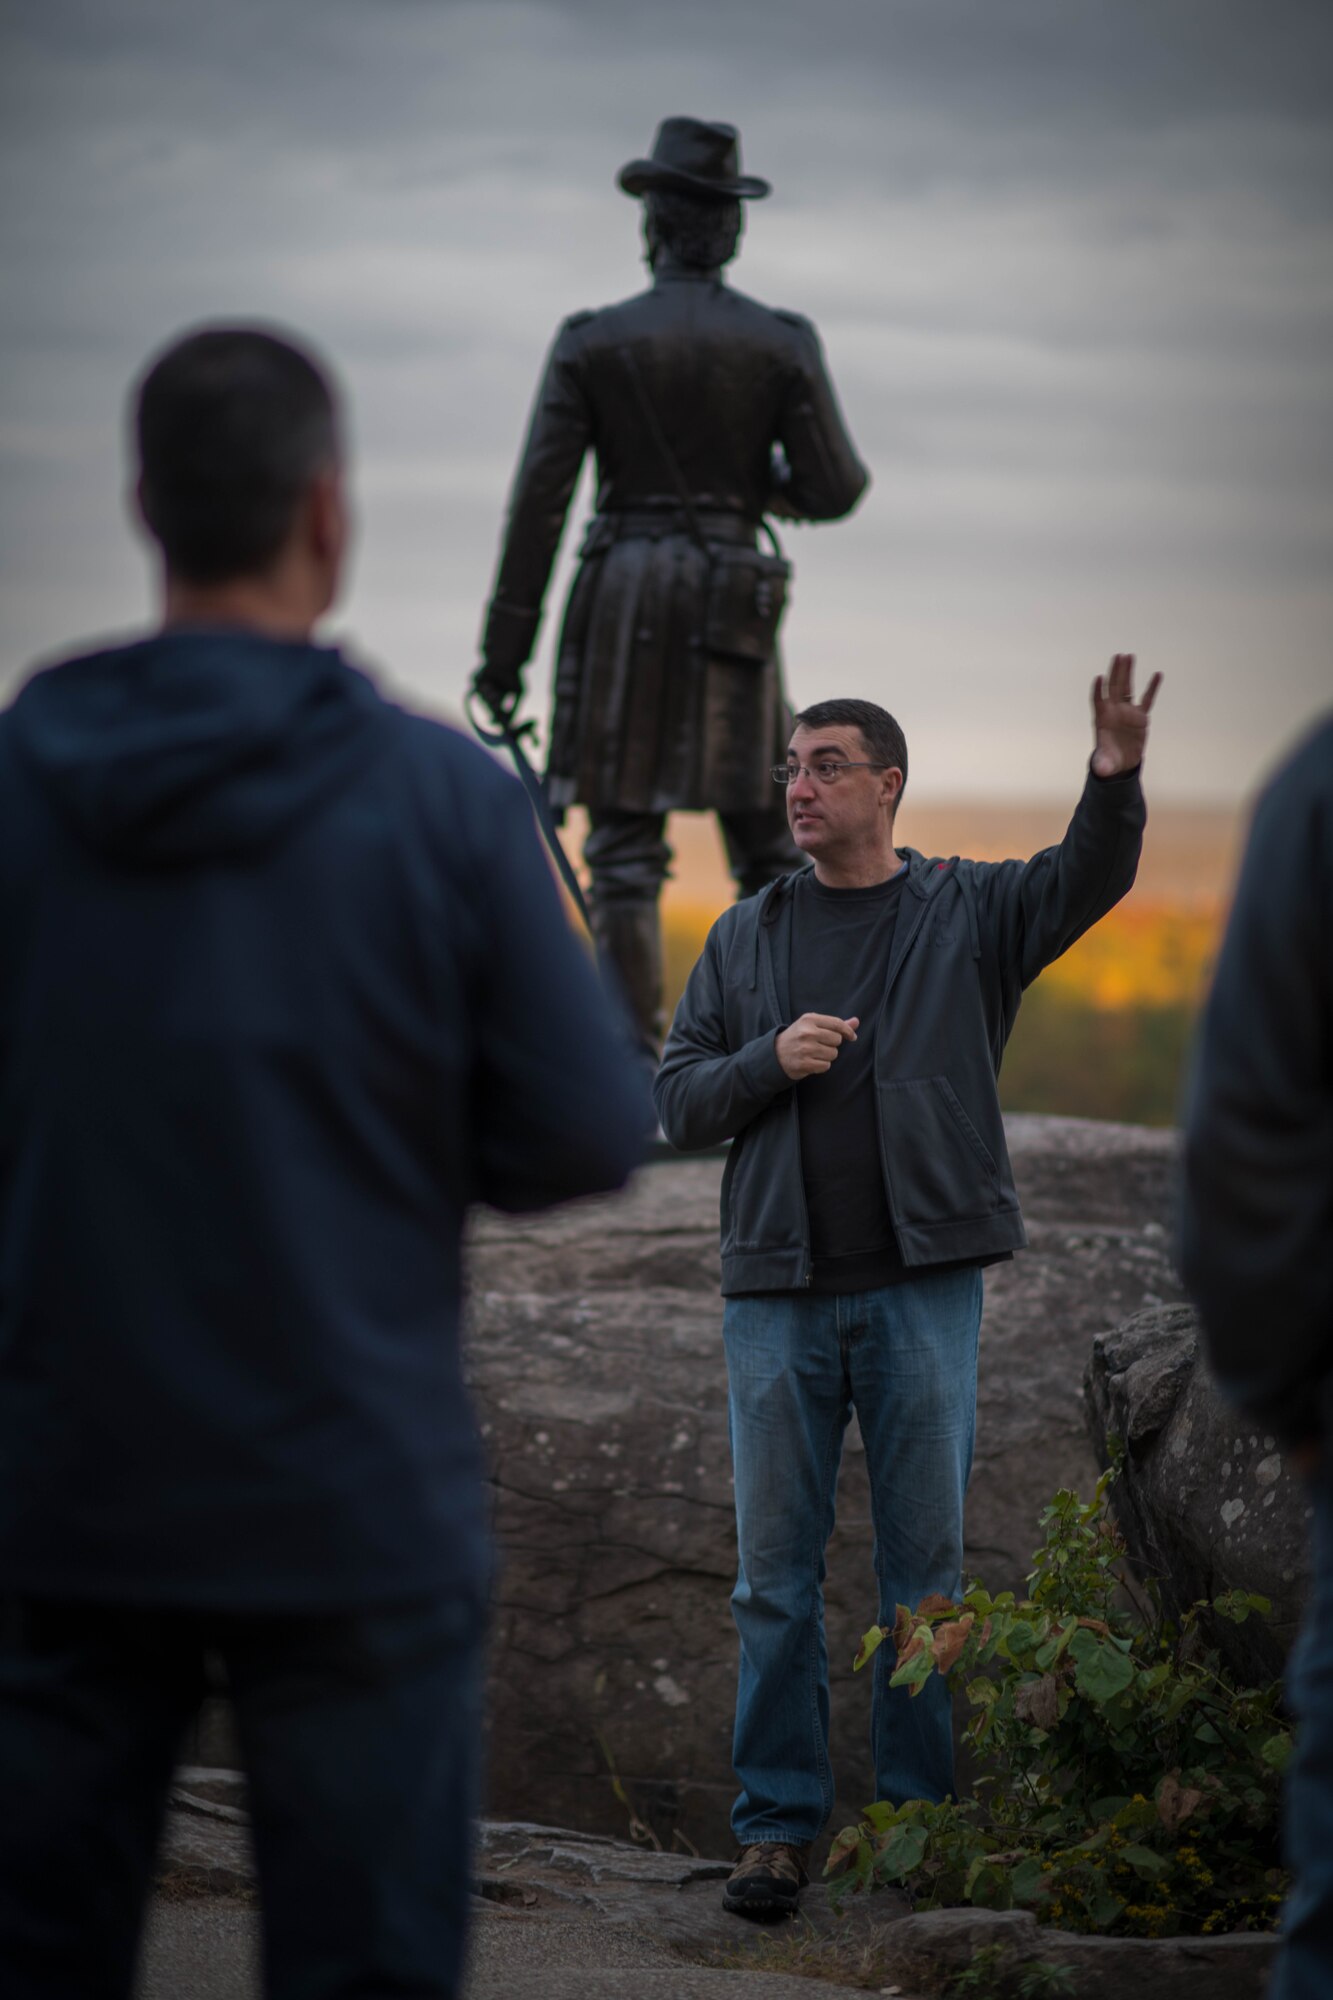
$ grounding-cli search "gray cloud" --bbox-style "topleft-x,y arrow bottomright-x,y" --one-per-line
1,0 -> 1329,800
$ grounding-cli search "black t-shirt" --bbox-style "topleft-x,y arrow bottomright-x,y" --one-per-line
788,866 -> 910,1292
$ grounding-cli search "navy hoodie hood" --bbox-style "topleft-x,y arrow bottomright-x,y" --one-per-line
9,629 -> 387,863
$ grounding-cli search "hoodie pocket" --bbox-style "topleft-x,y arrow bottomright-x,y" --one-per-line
879,1075 -> 1000,1223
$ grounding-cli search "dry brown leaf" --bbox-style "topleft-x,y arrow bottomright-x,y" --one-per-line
931,1614 -> 976,1674
1157,1770 -> 1205,1832
1013,1674 -> 1061,1731
916,1592 -> 959,1620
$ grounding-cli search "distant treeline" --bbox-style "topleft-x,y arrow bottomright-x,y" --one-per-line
996,987 -> 1198,1128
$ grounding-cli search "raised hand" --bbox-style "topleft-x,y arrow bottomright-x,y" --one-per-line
1091,653 -> 1162,779
775,1014 -> 859,1080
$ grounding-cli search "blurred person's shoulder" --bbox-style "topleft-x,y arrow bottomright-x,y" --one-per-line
369,689 -> 533,854
1268,711 -> 1333,802
1249,711 -> 1333,852
383,697 -> 511,786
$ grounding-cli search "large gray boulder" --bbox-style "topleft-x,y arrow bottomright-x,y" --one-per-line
1084,1304 -> 1311,1682
465,1114 -> 1185,1857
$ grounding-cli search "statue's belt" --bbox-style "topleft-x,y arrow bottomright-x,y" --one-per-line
579,508 -> 759,555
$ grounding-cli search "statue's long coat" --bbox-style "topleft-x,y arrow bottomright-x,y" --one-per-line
481,263 -> 868,815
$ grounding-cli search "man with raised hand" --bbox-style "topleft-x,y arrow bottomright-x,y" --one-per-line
0,324 -> 646,1999
655,657 -> 1160,1918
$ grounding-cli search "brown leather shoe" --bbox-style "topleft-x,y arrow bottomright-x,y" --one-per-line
722,1841 -> 810,1919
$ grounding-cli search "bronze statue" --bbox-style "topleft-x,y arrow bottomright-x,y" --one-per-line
474,117 -> 869,1053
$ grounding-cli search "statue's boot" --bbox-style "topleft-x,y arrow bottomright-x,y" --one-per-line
590,900 -> 665,1068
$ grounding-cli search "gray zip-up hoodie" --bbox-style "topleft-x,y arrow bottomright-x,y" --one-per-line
654,767 -> 1146,1294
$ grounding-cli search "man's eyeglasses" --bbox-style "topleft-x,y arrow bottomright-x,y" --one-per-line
772,760 -> 891,787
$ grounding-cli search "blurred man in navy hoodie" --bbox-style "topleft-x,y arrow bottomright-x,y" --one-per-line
0,325 -> 647,1999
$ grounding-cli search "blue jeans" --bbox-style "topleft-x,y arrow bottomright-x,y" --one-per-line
0,1590 -> 485,1999
1272,1471 -> 1333,1999
723,1268 -> 982,1846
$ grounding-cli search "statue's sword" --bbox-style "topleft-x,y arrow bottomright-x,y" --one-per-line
466,692 -> 593,934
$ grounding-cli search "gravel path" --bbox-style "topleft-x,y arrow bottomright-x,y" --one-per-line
135,1896 -> 883,1998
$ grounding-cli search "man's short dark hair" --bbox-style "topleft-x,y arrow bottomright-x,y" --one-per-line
645,191 -> 742,271
134,325 -> 339,584
792,698 -> 908,799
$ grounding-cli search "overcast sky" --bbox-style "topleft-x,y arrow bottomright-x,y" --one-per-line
2,0 -> 1329,803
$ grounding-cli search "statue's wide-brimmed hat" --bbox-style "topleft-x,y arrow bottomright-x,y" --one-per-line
618,118 -> 770,201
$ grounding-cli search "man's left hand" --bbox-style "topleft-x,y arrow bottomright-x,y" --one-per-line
1091,653 -> 1162,778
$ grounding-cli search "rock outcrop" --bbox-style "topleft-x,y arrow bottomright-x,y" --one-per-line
1085,1304 -> 1311,1682
465,1114 -> 1185,1856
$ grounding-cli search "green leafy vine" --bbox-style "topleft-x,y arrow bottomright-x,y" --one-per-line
827,1462 -> 1289,1938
